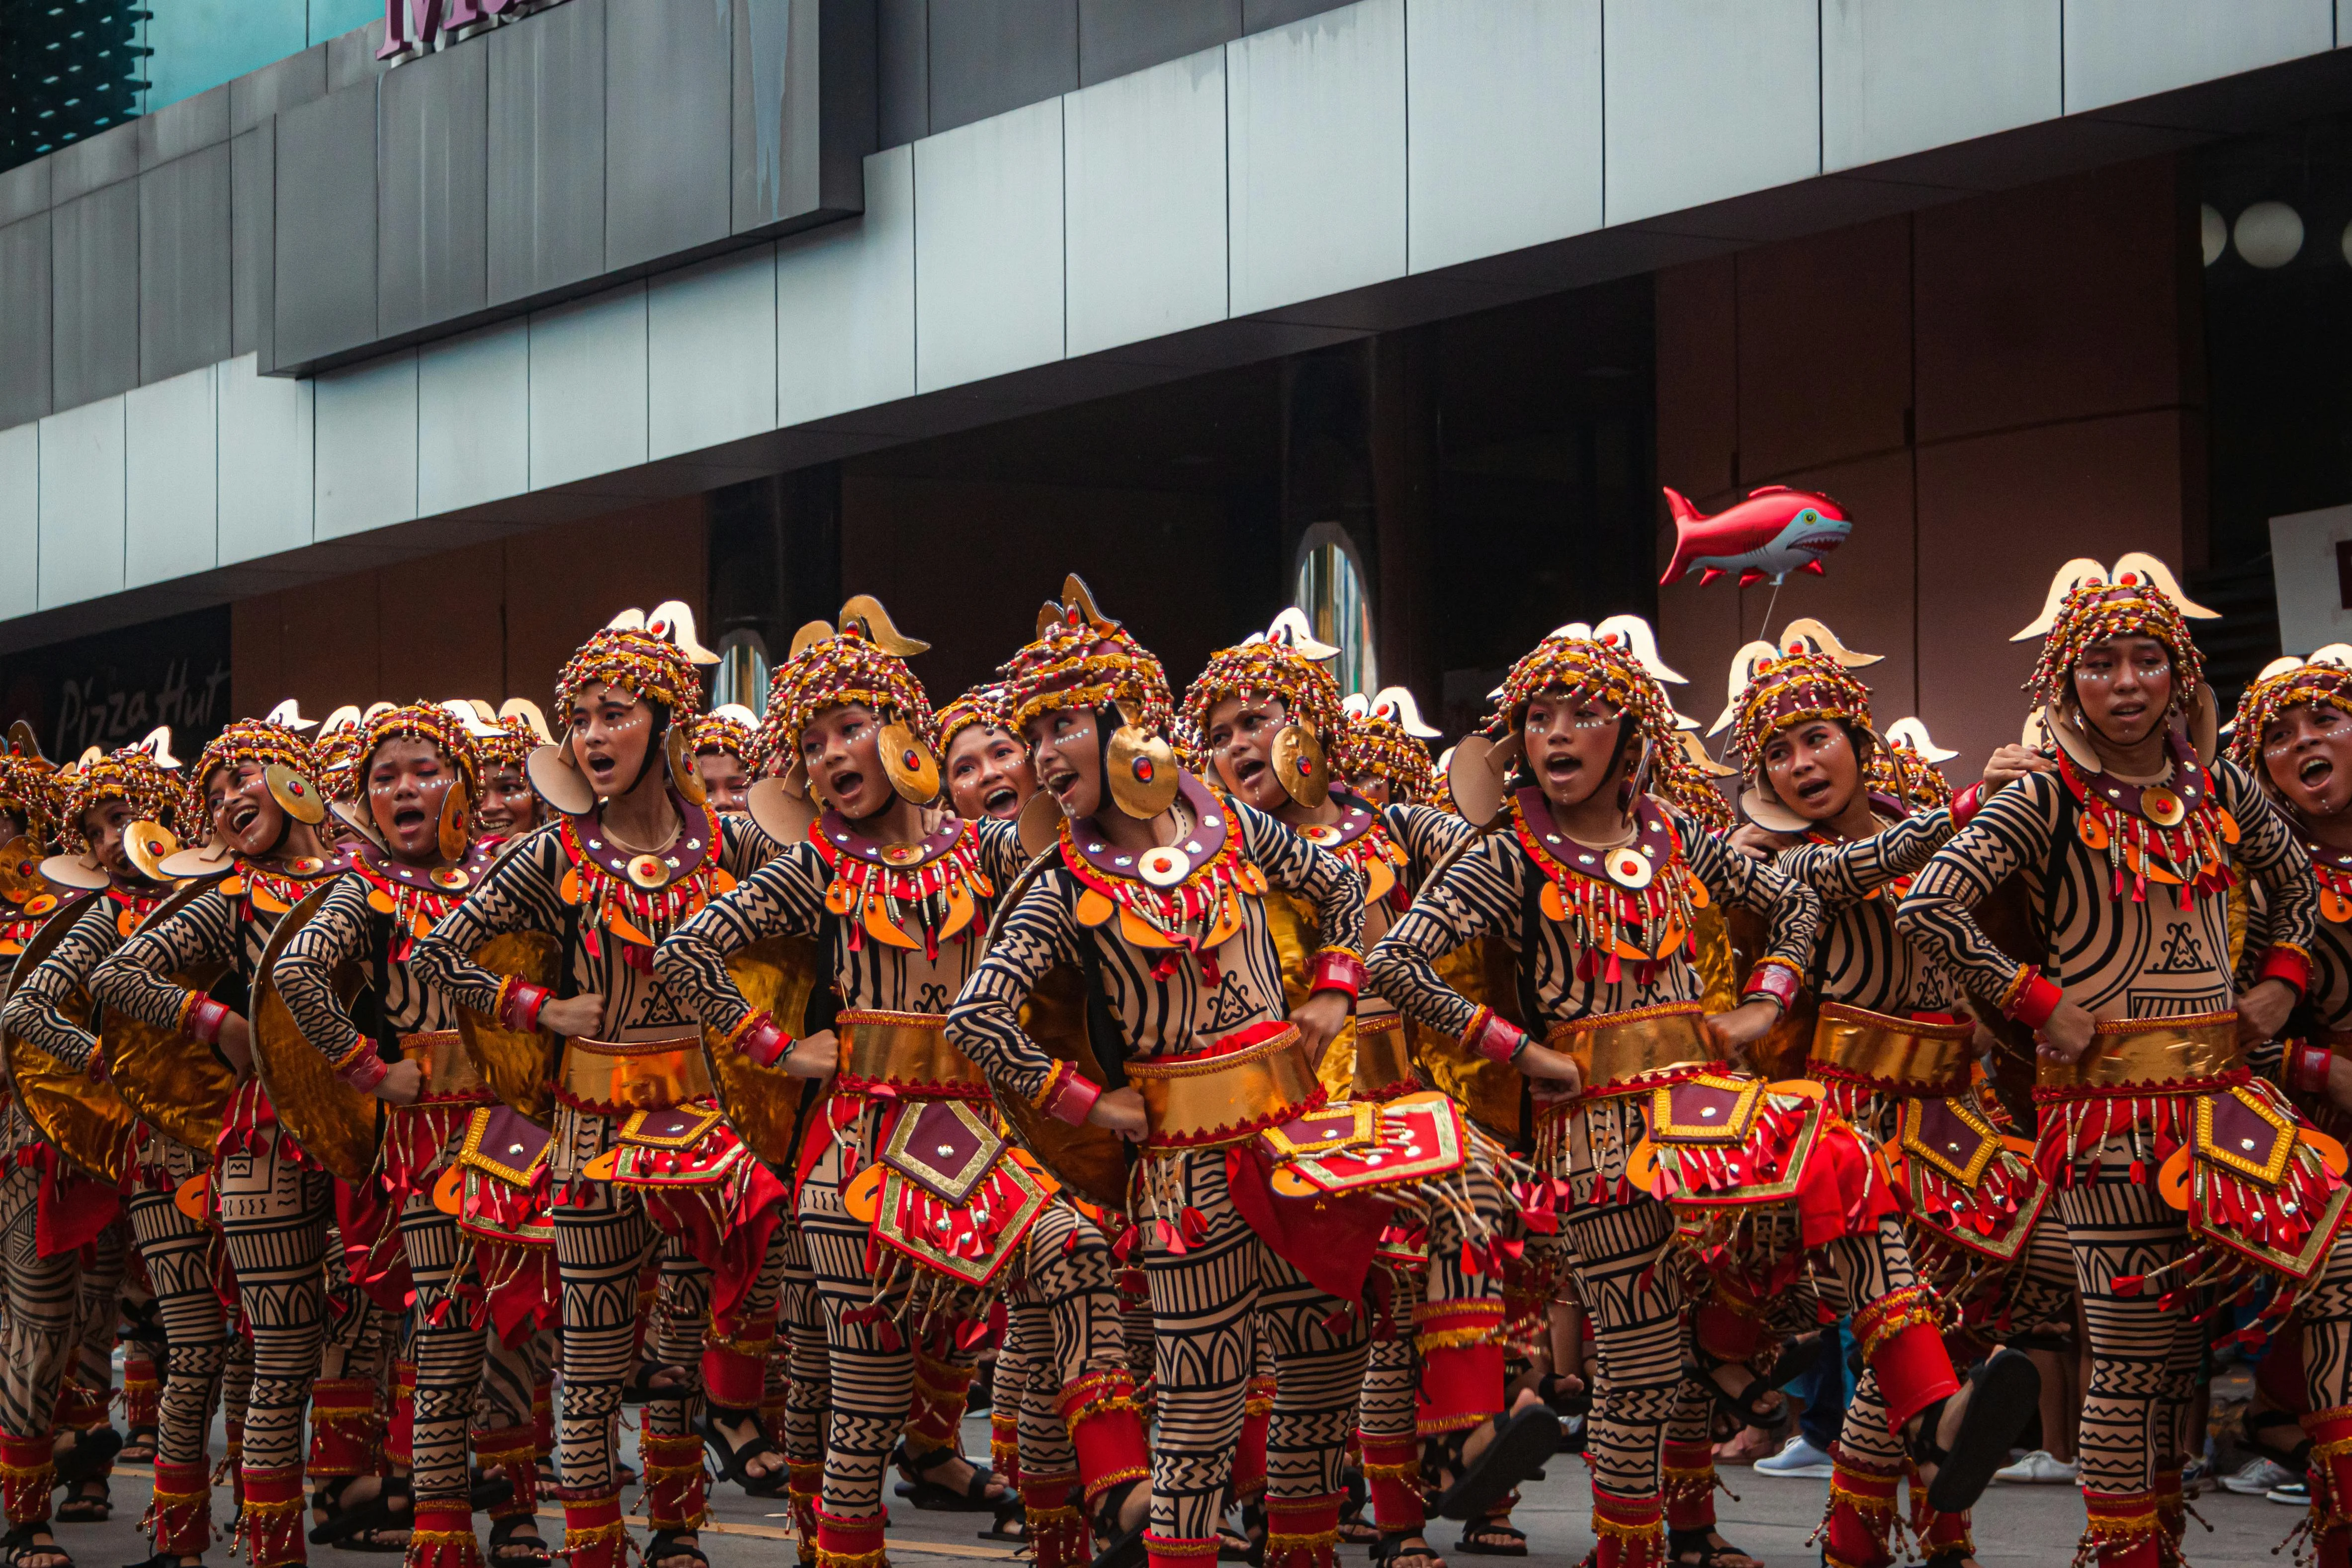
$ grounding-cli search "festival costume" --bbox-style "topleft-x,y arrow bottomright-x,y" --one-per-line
1185,631 -> 1535,1547
269,704 -> 557,1568
1896,561 -> 2352,1566
654,603 -> 1148,1568
946,581 -> 1386,1568
1365,630 -> 1966,1568
408,615 -> 791,1568
87,721 -> 358,1567
1728,634 -> 2072,1568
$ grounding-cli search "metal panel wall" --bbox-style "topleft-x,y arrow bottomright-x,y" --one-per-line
51,183 -> 141,410
123,365 -> 219,590
1078,0 -> 1240,85
314,351 -> 420,539
216,353 -> 314,566
776,145 -> 914,428
36,398 -> 125,610
51,125 -> 139,206
379,42 -> 490,341
606,0 -> 733,271
137,85 -> 230,170
230,130 -> 275,361
2063,0 -> 2333,113
732,0 -> 873,235
487,0 -> 608,307
1823,0 -> 2062,173
0,162 -> 48,229
1602,0 -> 1821,227
231,45 -> 330,135
877,0 -> 929,145
139,145 -> 235,384
1064,49 -> 1227,358
913,96 -> 1064,392
0,425 -> 34,620
649,246 -> 777,460
273,84 -> 381,370
928,0 -> 1078,134
0,217 -> 53,430
527,282 -> 648,489
416,319 -> 529,516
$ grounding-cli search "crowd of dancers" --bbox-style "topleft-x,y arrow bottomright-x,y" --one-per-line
0,552 -> 2338,1568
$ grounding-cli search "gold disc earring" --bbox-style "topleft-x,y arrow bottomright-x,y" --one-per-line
1269,723 -> 1331,809
437,784 -> 471,861
666,727 -> 708,806
878,720 -> 943,805
262,762 -> 327,824
1106,704 -> 1179,819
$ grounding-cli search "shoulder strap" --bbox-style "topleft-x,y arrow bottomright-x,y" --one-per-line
2037,785 -> 2077,967
1062,875 -> 1130,1090
1513,854 -> 1545,1030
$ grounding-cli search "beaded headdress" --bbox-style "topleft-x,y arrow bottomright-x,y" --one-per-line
1183,609 -> 1346,747
2013,554 -> 2218,707
554,602 -> 715,730
58,741 -> 179,852
2228,650 -> 2352,774
937,685 -> 1015,754
1484,631 -> 1678,757
1337,688 -> 1442,806
1001,576 -> 1175,740
693,704 -> 760,763
1721,620 -> 1882,766
755,598 -> 935,775
186,719 -> 317,830
352,701 -> 481,802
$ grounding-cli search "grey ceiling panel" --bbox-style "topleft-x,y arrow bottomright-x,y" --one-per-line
487,0 -> 607,306
0,216 -> 53,428
606,0 -> 732,271
929,0 -> 1078,134
139,84 -> 231,171
733,0 -> 873,235
231,45 -> 329,136
1078,0 -> 1238,86
140,145 -> 234,383
271,83 -> 380,370
230,129 -> 274,362
52,182 -> 140,407
380,42 -> 490,338
877,0 -> 928,146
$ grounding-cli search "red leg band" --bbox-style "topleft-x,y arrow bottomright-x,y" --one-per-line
1358,1431 -> 1423,1535
531,1375 -> 554,1460
1023,1478 -> 1089,1568
1851,1287 -> 1958,1433
559,1490 -> 631,1568
2078,1487 -> 2163,1568
703,1323 -> 775,1411
237,1462 -> 310,1568
1413,1301 -> 1506,1437
405,1502 -> 484,1568
640,1430 -> 709,1532
146,1459 -> 213,1556
0,1433 -> 52,1527
786,1462 -> 823,1568
989,1410 -> 1019,1486
1914,1505 -> 1972,1564
1660,1440 -> 1717,1534
123,1356 -> 160,1428
1691,1300 -> 1762,1366
472,1425 -> 537,1521
1145,1535 -> 1223,1568
1819,1450 -> 1901,1568
1590,1489 -> 1663,1568
306,1377 -> 382,1480
1057,1370 -> 1150,1504
1231,1376 -> 1274,1502
814,1506 -> 889,1568
385,1361 -> 417,1472
906,1350 -> 975,1455
2304,1404 -> 2352,1568
1263,1491 -> 1342,1568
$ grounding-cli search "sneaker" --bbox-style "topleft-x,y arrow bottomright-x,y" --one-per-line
2222,1457 -> 2301,1496
2180,1455 -> 2212,1489
1992,1450 -> 2079,1484
1752,1435 -> 1836,1479
2269,1480 -> 2312,1506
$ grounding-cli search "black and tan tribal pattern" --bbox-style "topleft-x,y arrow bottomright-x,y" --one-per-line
1773,806 -> 1967,1014
1897,760 -> 2312,1018
275,871 -> 470,1063
5,891 -> 148,1070
0,1166 -> 80,1445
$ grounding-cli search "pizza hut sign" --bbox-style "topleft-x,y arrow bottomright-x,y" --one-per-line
378,0 -> 572,63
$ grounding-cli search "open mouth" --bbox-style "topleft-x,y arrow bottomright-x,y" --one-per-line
1793,532 -> 1846,554
228,801 -> 262,836
1232,756 -> 1267,788
983,785 -> 1019,814
828,768 -> 866,801
393,806 -> 427,830
584,751 -> 616,782
2303,755 -> 2334,787
1542,754 -> 1579,782
1038,759 -> 1078,797
1795,777 -> 1833,805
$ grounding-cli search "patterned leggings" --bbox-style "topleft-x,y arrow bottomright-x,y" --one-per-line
402,1197 -> 549,1505
2062,1143 -> 2352,1496
212,1129 -> 333,1478
125,1181 -> 230,1466
68,1219 -> 125,1402
0,1162 -> 81,1440
996,1202 -> 1130,1490
776,1220 -> 830,1475
1132,1145 -> 1370,1542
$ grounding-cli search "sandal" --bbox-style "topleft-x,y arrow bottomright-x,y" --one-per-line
0,1523 -> 72,1568
116,1428 -> 159,1467
1217,1502 -> 1264,1565
700,1410 -> 788,1498
50,1431 -> 120,1490
1432,1408 -> 1559,1523
1909,1347 -> 2041,1515
1375,1533 -> 1446,1568
1454,1519 -> 1525,1558
308,1473 -> 413,1549
1092,1477 -> 1148,1568
50,1482 -> 106,1525
622,1363 -> 690,1404
1338,1473 -> 1379,1545
487,1516 -> 552,1568
975,1494 -> 1027,1543
644,1532 -> 708,1568
890,1442 -> 1002,1512
1665,1527 -> 1763,1568
1692,1357 -> 1782,1435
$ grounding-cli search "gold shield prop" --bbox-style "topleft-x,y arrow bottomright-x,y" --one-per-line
252,884 -> 383,1183
455,931 -> 563,1122
699,935 -> 825,1167
996,963 -> 1132,1210
3,896 -> 141,1182
102,877 -> 237,1154
1414,935 -> 1528,1143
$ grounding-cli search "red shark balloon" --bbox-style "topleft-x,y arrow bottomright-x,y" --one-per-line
1659,485 -> 1852,588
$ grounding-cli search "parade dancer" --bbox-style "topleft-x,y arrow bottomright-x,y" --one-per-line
655,600 -> 1152,1568
1897,558 -> 2352,1568
1723,627 -> 2071,1568
410,612 -> 790,1568
692,707 -> 760,815
88,720 -> 360,1568
1,749 -> 180,1568
474,712 -> 548,847
271,703 -> 556,1568
1186,621 -> 1554,1568
940,687 -> 1038,826
946,578 -> 1382,1568
1367,627 -> 2019,1568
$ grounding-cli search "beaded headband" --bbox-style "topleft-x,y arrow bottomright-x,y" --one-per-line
936,685 -> 1015,754
1336,689 -> 1441,806
59,746 -> 179,852
2228,655 -> 2352,773
554,604 -> 716,731
1183,610 -> 1346,749
1002,576 -> 1175,740
757,599 -> 934,775
186,719 -> 317,831
353,701 -> 481,802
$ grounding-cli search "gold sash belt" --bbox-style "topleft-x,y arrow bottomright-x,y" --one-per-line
401,1031 -> 489,1100
1545,1003 -> 1716,1093
837,1010 -> 987,1095
559,1036 -> 713,1111
1126,1025 -> 1318,1148
2038,1012 -> 2242,1091
1808,1003 -> 1974,1091
1353,1012 -> 1415,1095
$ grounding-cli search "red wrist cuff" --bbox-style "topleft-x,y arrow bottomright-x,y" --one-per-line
737,1015 -> 789,1069
1036,1061 -> 1102,1127
1950,781 -> 1987,828
182,996 -> 230,1046
2288,1042 -> 2336,1095
336,1048 -> 389,1094
2006,972 -> 2065,1030
497,979 -> 548,1034
1743,960 -> 1801,1012
2259,945 -> 2313,997
1463,1007 -> 1527,1066
1307,949 -> 1365,1000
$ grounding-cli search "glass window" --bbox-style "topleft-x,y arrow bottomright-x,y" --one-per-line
1294,523 -> 1376,699
712,629 -> 770,716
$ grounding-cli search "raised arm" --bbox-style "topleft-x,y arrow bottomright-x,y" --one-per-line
652,850 -> 827,1045
719,812 -> 785,880
272,875 -> 385,1085
1239,801 -> 1367,965
2,897 -> 113,1070
1365,830 -> 1524,1045
89,885 -> 240,1033
1894,773 -> 2061,1012
1774,809 -> 1959,909
945,872 -> 1090,1119
409,827 -> 566,1018
1383,801 -> 1477,886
